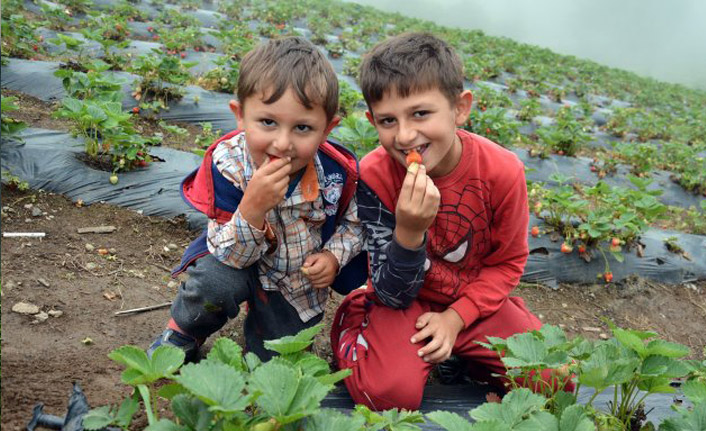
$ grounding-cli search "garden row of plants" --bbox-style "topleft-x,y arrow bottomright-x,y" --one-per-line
83,323 -> 706,431
2,0 -> 705,261
4,0 -> 705,198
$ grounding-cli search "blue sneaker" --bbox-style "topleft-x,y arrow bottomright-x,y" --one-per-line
147,329 -> 200,363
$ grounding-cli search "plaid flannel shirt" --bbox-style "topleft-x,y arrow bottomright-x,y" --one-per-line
206,133 -> 363,322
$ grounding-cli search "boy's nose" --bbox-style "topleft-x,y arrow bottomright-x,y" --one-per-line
273,133 -> 293,154
396,122 -> 418,146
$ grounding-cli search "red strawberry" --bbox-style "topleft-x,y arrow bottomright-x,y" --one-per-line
604,272 -> 613,283
590,165 -> 597,172
147,26 -> 154,32
611,237 -> 621,247
180,52 -> 186,58
578,244 -> 586,253
485,128 -> 491,135
560,243 -> 573,254
32,45 -> 39,51
557,150 -> 565,156
531,226 -> 539,237
132,107 -> 139,114
136,160 -> 148,167
152,35 -> 160,40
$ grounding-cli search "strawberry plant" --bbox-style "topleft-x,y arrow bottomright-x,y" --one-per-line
1,96 -> 27,137
130,49 -> 197,112
81,27 -> 130,71
326,41 -> 345,59
613,142 -> 658,177
466,107 -> 520,148
516,98 -> 543,122
82,325 -> 426,431
535,106 -> 591,156
156,8 -> 199,28
54,60 -> 124,102
338,30 -> 362,52
55,0 -> 94,15
342,55 -> 361,79
474,84 -> 513,111
212,22 -> 256,60
338,80 -> 364,117
113,0 -> 146,21
197,56 -> 239,93
217,0 -> 248,18
0,14 -> 44,59
193,122 -> 222,154
332,114 -> 378,158
160,26 -> 204,54
605,107 -> 638,138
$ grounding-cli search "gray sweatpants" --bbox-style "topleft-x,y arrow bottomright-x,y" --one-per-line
170,254 -> 322,361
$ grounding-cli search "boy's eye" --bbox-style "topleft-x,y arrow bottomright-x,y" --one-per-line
379,117 -> 395,126
261,119 -> 276,127
413,110 -> 430,118
295,124 -> 312,132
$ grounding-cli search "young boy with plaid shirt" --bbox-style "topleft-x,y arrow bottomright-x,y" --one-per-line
149,36 -> 366,361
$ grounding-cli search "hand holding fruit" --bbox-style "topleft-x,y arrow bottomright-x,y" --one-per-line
395,162 -> 440,249
239,156 -> 291,228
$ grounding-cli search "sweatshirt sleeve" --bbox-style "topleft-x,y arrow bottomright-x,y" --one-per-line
206,209 -> 270,269
358,180 -> 426,308
449,167 -> 529,327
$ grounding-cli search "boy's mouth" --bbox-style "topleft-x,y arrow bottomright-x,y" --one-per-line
401,143 -> 430,156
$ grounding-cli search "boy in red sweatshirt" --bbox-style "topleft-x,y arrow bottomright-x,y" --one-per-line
331,32 -> 571,410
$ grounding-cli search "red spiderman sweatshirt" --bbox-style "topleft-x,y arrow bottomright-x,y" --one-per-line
357,129 -> 529,328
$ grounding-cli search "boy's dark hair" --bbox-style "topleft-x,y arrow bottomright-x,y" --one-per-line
359,32 -> 464,108
237,36 -> 339,122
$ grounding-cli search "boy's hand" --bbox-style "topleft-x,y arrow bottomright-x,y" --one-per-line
395,163 -> 440,249
240,156 -> 291,228
410,308 -> 465,364
301,250 -> 339,289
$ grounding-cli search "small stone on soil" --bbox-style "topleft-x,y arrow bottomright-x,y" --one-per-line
31,207 -> 43,217
599,333 -> 609,340
85,262 -> 98,270
582,326 -> 602,332
32,311 -> 49,323
48,309 -> 64,318
85,243 -> 95,251
12,302 -> 40,315
37,278 -> 50,287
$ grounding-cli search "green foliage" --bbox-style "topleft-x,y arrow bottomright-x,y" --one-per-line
84,324 -> 426,431
467,107 -> 520,148
1,96 -> 27,137
535,106 -> 592,157
338,80 -> 364,117
332,114 -> 378,158
130,49 -> 197,111
0,14 -> 44,58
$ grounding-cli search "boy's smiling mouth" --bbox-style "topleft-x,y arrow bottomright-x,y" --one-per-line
400,143 -> 430,156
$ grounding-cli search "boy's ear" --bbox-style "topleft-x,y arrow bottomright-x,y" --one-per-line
323,115 -> 341,141
229,99 -> 244,125
365,110 -> 375,126
454,90 -> 473,126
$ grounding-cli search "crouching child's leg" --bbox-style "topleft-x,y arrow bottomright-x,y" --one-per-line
148,254 -> 254,362
331,289 -> 434,411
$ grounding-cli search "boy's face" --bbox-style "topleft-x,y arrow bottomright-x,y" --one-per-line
366,88 -> 472,178
230,88 -> 339,175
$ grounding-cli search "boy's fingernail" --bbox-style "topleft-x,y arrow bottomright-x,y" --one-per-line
410,337 -> 416,343
408,162 -> 419,174
417,350 -> 423,357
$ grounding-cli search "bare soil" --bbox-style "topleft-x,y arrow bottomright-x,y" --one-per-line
2,184 -> 705,430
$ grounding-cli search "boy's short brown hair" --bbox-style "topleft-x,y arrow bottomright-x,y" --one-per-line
359,32 -> 464,108
237,36 -> 339,122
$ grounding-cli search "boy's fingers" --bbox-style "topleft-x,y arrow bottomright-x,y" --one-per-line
400,162 -> 419,201
415,312 -> 432,328
418,336 -> 442,359
410,325 -> 433,344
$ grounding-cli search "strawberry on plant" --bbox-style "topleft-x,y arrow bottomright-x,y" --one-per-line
132,107 -> 140,114
604,271 -> 613,283
611,237 -> 621,247
109,174 -> 119,184
147,26 -> 154,32
560,243 -> 573,254
531,226 -> 539,237
32,45 -> 39,51
180,52 -> 186,58
578,244 -> 586,253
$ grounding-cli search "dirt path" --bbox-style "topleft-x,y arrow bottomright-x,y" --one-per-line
2,184 -> 705,430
